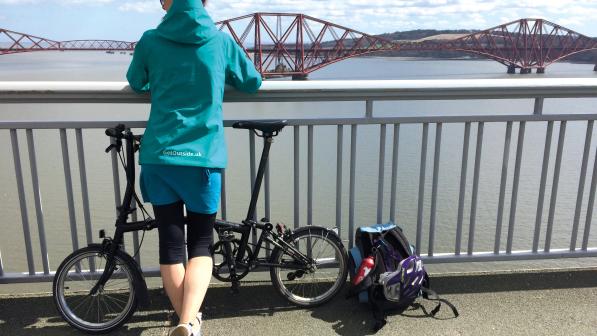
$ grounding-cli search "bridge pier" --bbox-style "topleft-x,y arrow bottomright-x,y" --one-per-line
507,64 -> 516,74
519,68 -> 532,74
536,67 -> 545,74
292,74 -> 308,81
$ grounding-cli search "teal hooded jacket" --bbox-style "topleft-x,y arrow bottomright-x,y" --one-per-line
126,0 -> 262,168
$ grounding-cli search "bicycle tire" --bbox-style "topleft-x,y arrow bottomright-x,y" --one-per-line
52,245 -> 138,334
269,226 -> 348,307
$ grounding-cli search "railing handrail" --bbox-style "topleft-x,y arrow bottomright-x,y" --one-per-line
1,79 -> 597,283
3,78 -> 597,103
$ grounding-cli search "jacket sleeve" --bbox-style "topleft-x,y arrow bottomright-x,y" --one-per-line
126,37 -> 150,93
225,36 -> 262,93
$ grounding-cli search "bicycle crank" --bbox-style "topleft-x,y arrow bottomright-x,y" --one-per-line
210,239 -> 253,282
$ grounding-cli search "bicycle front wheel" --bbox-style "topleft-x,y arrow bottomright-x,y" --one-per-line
52,245 -> 138,334
270,226 -> 348,307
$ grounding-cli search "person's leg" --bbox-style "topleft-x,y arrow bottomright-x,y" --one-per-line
178,211 -> 216,325
154,201 -> 187,318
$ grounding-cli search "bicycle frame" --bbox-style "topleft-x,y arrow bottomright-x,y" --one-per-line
91,129 -> 156,298
214,131 -> 313,284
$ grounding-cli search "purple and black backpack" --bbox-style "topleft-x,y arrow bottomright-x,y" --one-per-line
347,223 -> 458,332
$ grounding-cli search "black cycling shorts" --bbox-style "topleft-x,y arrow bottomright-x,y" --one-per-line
153,201 -> 215,265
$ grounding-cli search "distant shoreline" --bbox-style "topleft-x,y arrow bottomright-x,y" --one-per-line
358,55 -> 597,65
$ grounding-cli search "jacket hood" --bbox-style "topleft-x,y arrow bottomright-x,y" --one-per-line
156,0 -> 217,44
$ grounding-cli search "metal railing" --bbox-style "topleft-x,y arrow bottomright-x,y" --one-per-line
1,78 -> 597,283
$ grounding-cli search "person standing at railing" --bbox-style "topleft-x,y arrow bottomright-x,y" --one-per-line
126,0 -> 262,335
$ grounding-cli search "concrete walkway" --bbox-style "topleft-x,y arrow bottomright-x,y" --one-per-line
0,268 -> 595,336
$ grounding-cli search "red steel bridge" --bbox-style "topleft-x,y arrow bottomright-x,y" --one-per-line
2,13 -> 597,78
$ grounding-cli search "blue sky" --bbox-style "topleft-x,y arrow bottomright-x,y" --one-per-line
2,0 -> 597,41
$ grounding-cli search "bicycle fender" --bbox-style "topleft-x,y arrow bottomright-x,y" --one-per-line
290,226 -> 344,246
88,243 -> 150,308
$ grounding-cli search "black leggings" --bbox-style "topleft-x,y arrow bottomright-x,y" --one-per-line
153,201 -> 215,265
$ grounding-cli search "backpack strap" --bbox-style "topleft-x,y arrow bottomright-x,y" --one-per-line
369,286 -> 387,333
421,287 -> 459,318
368,251 -> 391,332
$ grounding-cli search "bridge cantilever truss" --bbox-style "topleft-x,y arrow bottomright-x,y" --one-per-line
438,18 -> 597,73
0,28 -> 61,55
2,14 -> 597,76
215,13 -> 396,78
0,28 -> 136,55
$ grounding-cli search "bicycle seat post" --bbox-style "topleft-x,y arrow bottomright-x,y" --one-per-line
232,119 -> 287,223
245,132 -> 274,222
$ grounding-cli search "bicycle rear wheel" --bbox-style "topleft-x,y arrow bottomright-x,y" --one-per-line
269,226 -> 348,307
52,245 -> 137,334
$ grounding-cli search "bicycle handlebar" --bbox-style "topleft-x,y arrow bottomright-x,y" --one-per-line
105,124 -> 126,139
105,124 -> 142,153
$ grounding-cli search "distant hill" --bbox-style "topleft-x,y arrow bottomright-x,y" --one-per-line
377,29 -> 478,41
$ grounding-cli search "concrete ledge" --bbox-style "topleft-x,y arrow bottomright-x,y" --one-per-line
427,267 -> 597,294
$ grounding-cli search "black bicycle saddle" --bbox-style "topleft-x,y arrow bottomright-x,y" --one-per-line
232,120 -> 288,134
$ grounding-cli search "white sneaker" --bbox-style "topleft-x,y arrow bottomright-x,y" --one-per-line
169,323 -> 192,336
191,312 -> 203,336
169,313 -> 202,336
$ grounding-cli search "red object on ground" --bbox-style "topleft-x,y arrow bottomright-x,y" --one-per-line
353,255 -> 375,285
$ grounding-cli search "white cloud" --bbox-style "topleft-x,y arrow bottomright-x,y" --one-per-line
118,1 -> 161,13
207,0 -> 597,36
2,0 -> 597,35
0,0 -> 113,4
0,0 -> 36,3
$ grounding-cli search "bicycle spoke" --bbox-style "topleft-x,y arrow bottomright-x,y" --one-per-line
71,294 -> 92,313
97,295 -> 101,323
83,295 -> 95,321
315,238 -> 332,263
104,297 -> 125,312
104,279 -> 130,289
66,294 -> 89,308
107,294 -> 126,314
104,293 -> 128,307
100,295 -> 113,316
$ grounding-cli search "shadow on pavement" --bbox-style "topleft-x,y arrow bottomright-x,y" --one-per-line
1,269 -> 594,335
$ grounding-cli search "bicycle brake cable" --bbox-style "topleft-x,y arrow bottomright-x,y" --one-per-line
117,151 -> 152,220
131,229 -> 146,261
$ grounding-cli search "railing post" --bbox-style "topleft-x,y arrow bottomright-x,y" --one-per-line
570,120 -> 593,251
544,121 -> 566,252
376,124 -> 386,224
533,121 -> 553,253
416,123 -> 429,254
507,122 -> 526,254
468,122 -> 484,255
60,129 -> 79,253
307,125 -> 313,226
348,124 -> 358,249
294,126 -> 300,230
534,97 -> 544,115
110,137 -> 124,251
249,131 -> 257,244
389,124 -> 400,224
366,100 -> 373,118
494,121 -> 512,254
582,143 -> 597,251
10,129 -> 35,275
456,122 -> 471,255
27,129 -> 50,274
428,123 -> 442,257
75,129 -> 93,249
336,125 -> 343,237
